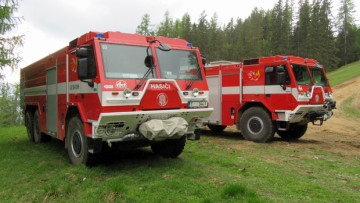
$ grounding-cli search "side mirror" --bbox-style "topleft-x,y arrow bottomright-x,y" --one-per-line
277,72 -> 286,85
201,55 -> 206,66
144,55 -> 154,68
158,42 -> 171,51
78,58 -> 89,80
76,48 -> 88,58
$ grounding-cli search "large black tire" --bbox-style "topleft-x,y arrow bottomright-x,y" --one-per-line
240,107 -> 275,143
25,111 -> 34,142
33,110 -> 42,143
151,136 -> 186,158
277,123 -> 308,140
67,116 -> 91,165
207,124 -> 227,132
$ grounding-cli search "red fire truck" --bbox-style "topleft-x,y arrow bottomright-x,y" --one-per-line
20,31 -> 213,165
204,56 -> 336,142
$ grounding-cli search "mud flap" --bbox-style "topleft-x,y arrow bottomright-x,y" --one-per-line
139,117 -> 188,141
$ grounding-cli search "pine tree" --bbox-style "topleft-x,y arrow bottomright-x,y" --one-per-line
243,8 -> 265,59
317,0 -> 339,70
195,11 -> 209,57
207,13 -> 221,60
293,0 -> 312,58
336,0 -> 357,65
0,0 -> 23,79
136,14 -> 154,36
222,18 -> 235,60
179,13 -> 192,41
157,11 -> 174,37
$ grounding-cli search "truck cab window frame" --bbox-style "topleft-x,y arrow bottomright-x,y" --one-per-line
100,43 -> 156,79
265,64 -> 291,85
156,49 -> 203,81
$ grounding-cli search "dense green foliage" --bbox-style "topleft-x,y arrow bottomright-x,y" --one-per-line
137,0 -> 360,71
0,82 -> 21,126
0,0 -> 23,79
0,1 -> 23,126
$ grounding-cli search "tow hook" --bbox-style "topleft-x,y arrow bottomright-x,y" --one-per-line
312,119 -> 323,126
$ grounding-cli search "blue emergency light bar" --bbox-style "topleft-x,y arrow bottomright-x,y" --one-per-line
95,33 -> 105,38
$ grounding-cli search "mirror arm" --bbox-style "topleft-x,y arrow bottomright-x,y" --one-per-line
80,79 -> 94,88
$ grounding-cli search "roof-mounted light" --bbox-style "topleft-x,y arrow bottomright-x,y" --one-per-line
187,43 -> 192,47
95,33 -> 105,38
283,57 -> 289,60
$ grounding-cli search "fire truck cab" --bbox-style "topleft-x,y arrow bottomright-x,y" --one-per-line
204,56 -> 336,142
21,31 -> 213,165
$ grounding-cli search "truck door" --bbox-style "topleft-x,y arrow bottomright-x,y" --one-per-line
46,67 -> 58,137
264,64 -> 292,111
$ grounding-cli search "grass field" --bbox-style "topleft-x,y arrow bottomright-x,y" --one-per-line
1,126 -> 359,202
327,60 -> 360,86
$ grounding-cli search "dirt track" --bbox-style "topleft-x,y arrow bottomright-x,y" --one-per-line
304,75 -> 360,156
205,75 -> 360,156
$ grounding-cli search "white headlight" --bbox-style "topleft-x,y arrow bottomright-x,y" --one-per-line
123,88 -> 132,98
192,88 -> 199,97
306,91 -> 311,97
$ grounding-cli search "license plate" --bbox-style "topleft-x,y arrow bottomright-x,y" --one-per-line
188,101 -> 207,108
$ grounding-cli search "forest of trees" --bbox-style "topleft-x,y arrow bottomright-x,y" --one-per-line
136,0 -> 360,71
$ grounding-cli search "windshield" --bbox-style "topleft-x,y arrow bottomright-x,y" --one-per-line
309,67 -> 327,86
291,64 -> 313,86
100,43 -> 156,79
156,49 -> 202,80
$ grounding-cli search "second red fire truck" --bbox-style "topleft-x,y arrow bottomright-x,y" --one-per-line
204,56 -> 336,142
21,31 -> 213,165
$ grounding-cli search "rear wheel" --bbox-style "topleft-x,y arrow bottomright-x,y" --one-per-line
277,123 -> 308,140
67,116 -> 91,165
240,107 -> 275,143
33,110 -> 42,143
25,111 -> 34,142
151,136 -> 186,158
207,124 -> 227,132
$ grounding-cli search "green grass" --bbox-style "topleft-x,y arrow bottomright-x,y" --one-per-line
327,60 -> 360,86
341,96 -> 360,118
1,126 -> 360,202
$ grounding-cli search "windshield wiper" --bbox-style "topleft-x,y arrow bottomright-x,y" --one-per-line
135,47 -> 154,90
134,39 -> 172,90
186,80 -> 194,90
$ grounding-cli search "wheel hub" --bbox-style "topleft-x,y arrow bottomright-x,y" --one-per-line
71,130 -> 83,158
247,116 -> 264,135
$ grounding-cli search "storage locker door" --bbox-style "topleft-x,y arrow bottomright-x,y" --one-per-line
207,76 -> 221,124
46,67 -> 58,136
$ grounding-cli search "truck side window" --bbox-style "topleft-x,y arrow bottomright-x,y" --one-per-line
265,65 -> 290,85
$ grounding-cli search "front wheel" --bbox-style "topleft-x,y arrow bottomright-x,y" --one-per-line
277,123 -> 308,140
67,116 -> 90,165
151,136 -> 186,158
240,107 -> 275,143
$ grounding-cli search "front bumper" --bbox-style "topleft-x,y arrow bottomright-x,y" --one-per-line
88,108 -> 213,141
275,104 -> 334,123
